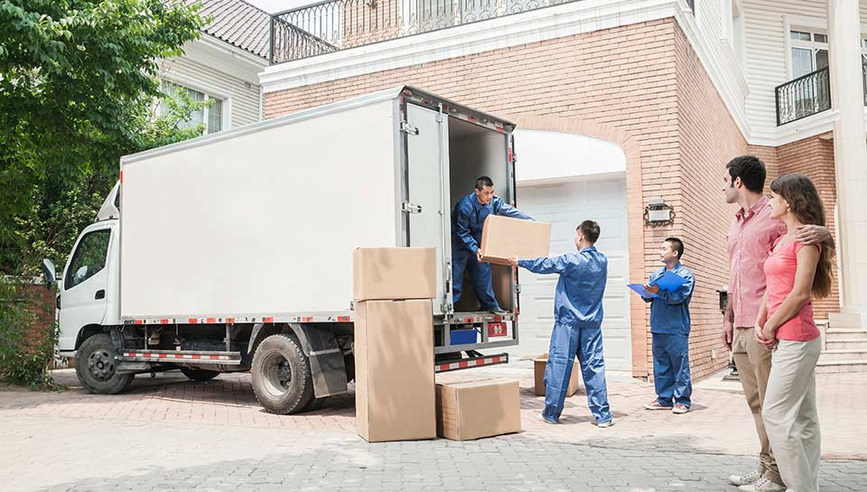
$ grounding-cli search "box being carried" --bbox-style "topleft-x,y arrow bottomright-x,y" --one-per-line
480,215 -> 551,266
436,379 -> 522,441
533,353 -> 583,397
353,248 -> 436,301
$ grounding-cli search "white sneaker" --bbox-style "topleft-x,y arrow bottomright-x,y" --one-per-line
738,477 -> 787,492
728,470 -> 762,486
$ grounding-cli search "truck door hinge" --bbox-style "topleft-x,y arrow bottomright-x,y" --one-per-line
401,121 -> 419,135
401,201 -> 423,214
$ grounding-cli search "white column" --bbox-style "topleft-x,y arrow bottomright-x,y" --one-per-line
828,0 -> 867,325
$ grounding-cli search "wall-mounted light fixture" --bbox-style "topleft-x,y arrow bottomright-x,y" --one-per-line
644,197 -> 675,227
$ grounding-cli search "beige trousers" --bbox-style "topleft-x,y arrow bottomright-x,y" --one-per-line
732,327 -> 782,484
763,338 -> 822,492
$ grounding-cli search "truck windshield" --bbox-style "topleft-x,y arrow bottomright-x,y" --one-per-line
65,229 -> 111,289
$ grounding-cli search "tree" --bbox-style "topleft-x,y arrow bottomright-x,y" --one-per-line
0,0 -> 207,274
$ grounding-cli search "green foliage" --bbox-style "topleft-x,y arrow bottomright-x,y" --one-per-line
0,1 -> 210,388
0,280 -> 60,389
0,0 -> 207,274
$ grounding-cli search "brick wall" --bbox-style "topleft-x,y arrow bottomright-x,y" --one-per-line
673,26 -> 748,381
264,18 -> 747,380
749,136 -> 840,320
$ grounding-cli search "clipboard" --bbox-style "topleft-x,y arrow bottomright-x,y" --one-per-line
627,283 -> 657,298
654,270 -> 688,291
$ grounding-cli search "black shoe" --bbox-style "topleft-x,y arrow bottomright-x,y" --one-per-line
488,307 -> 507,315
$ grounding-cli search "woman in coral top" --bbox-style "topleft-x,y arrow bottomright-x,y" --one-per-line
755,173 -> 835,492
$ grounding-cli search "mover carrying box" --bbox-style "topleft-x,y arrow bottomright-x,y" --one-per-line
353,248 -> 436,301
436,379 -> 521,441
534,353 -> 582,397
479,216 -> 551,266
355,299 -> 436,442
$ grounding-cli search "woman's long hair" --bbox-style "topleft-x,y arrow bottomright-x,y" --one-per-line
770,173 -> 835,299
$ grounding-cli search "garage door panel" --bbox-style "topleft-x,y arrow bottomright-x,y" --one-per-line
512,177 -> 631,370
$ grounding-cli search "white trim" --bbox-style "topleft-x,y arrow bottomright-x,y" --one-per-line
185,37 -> 267,86
261,0 -> 683,92
750,109 -> 838,147
260,0 -> 753,141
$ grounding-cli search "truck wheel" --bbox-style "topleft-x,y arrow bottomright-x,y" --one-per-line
251,334 -> 314,415
179,367 -> 220,382
76,333 -> 133,394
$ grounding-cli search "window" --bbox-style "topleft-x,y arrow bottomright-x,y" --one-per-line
65,230 -> 111,290
789,29 -> 828,79
160,81 -> 225,134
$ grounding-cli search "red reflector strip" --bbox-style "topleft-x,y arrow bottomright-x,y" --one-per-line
134,320 -> 143,325
301,316 -> 313,322
436,355 -> 506,373
120,170 -> 124,184
206,318 -> 216,323
264,317 -> 274,323
188,319 -> 198,324
226,317 -> 235,324
337,316 -> 351,322
123,352 -> 232,361
160,319 -> 169,324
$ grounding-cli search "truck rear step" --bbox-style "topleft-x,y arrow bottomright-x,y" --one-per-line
435,353 -> 508,373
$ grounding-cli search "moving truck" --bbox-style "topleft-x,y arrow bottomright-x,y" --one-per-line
43,87 -> 522,414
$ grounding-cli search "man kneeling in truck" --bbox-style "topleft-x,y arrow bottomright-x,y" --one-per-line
451,176 -> 532,314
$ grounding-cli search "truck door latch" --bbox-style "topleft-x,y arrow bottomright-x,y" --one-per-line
401,122 -> 419,135
401,201 -> 422,214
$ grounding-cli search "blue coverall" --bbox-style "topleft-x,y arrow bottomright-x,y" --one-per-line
643,263 -> 695,408
518,246 -> 613,424
451,193 -> 531,310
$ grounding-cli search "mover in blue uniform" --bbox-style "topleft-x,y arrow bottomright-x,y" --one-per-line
451,176 -> 532,313
642,237 -> 695,414
509,220 -> 613,427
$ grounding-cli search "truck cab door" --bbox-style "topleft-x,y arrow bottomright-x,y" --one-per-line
58,223 -> 115,351
404,103 -> 451,315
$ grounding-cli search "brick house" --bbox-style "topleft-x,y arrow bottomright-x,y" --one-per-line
257,0 -> 867,380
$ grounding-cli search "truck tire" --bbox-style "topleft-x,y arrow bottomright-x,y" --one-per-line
76,333 -> 134,394
179,367 -> 220,382
251,334 -> 314,415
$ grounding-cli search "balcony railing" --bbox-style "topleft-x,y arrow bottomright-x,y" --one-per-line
775,67 -> 831,126
775,62 -> 867,126
270,0 -> 582,64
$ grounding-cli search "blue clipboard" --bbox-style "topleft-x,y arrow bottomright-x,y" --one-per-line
653,270 -> 688,292
627,283 -> 657,298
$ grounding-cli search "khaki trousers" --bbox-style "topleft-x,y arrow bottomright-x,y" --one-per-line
763,338 -> 822,492
732,327 -> 782,484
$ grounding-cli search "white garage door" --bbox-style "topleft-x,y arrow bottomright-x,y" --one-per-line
512,177 -> 632,370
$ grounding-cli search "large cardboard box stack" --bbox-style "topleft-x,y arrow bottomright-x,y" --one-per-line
480,215 -> 551,265
533,353 -> 583,397
353,248 -> 437,443
436,379 -> 522,441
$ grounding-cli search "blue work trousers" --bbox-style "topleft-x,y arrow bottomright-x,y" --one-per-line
543,320 -> 612,424
451,247 -> 499,310
651,333 -> 693,407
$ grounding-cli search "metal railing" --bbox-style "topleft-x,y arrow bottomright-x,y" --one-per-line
775,67 -> 831,126
775,62 -> 867,126
270,0 -> 581,64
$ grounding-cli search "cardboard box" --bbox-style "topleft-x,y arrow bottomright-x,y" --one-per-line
353,248 -> 436,301
479,215 -> 551,266
355,299 -> 436,442
533,353 -> 582,397
436,379 -> 522,441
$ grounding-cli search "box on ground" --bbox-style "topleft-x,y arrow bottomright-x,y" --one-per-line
355,299 -> 436,442
480,215 -> 551,266
533,353 -> 582,397
436,379 -> 521,441
353,248 -> 436,301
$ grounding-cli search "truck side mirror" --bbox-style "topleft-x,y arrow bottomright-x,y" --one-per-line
42,258 -> 56,289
